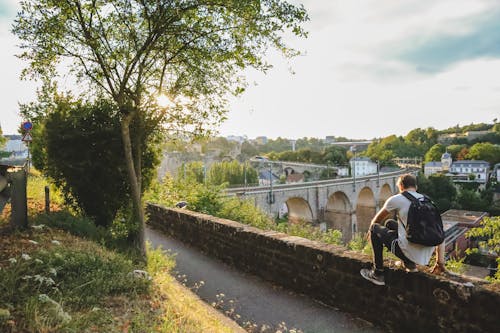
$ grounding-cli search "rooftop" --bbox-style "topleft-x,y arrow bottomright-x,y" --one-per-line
441,209 -> 489,227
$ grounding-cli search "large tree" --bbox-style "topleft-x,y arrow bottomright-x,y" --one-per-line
14,0 -> 308,254
466,142 -> 500,165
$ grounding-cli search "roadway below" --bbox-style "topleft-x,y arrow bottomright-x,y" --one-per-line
146,226 -> 381,333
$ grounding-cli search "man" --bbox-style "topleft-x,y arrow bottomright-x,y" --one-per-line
360,173 -> 446,286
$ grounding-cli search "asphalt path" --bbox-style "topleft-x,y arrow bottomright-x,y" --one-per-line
146,226 -> 382,333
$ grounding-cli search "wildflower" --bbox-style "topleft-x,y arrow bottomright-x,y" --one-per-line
28,240 -> 39,245
21,254 -> 31,261
8,258 -> 17,264
51,240 -> 61,245
32,224 -> 45,230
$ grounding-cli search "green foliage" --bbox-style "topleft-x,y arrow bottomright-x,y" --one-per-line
275,221 -> 343,245
424,144 -> 446,162
30,97 -> 160,228
0,127 -> 6,149
0,239 -> 149,332
218,197 -> 275,230
347,233 -> 370,253
446,144 -> 467,160
148,175 -> 344,245
207,160 -> 258,186
466,142 -> 500,165
445,257 -> 466,275
466,216 -> 500,281
416,173 -> 457,212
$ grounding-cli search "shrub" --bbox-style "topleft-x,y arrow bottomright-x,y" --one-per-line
31,96 -> 160,228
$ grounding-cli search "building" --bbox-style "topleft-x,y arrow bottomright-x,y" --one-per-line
424,161 -> 442,176
492,163 -> 500,182
441,209 -> 489,258
349,157 -> 377,177
449,160 -> 489,184
441,152 -> 452,171
424,152 -> 453,177
254,136 -> 268,145
465,130 -> 490,141
226,135 -> 247,144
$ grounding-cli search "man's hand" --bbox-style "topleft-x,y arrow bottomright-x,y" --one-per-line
430,262 -> 446,275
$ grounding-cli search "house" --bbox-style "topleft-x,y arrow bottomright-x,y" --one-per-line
424,152 -> 453,177
424,161 -> 442,176
336,166 -> 349,177
349,157 -> 377,177
441,209 -> 489,258
492,163 -> 500,182
449,160 -> 489,184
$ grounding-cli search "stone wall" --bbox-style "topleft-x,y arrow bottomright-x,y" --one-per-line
147,204 -> 500,332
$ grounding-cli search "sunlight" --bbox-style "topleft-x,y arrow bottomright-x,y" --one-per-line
157,94 -> 175,108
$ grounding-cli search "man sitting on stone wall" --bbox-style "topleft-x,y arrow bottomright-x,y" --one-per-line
360,173 -> 446,286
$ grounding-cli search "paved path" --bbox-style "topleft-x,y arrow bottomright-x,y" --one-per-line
146,226 -> 381,333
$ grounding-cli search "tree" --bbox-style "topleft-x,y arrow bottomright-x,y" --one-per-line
457,147 -> 469,160
14,0 -> 308,255
424,144 -> 445,162
365,135 -> 404,165
446,144 -> 466,160
0,125 -> 8,158
0,125 -> 6,148
322,146 -> 348,165
466,216 -> 500,281
207,160 -> 257,186
467,142 -> 500,165
417,173 -> 456,212
31,97 -> 160,228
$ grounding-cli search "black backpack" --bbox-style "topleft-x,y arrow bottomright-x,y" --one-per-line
400,191 -> 444,246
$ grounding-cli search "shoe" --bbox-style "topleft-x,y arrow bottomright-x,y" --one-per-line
360,268 -> 385,286
395,260 -> 418,273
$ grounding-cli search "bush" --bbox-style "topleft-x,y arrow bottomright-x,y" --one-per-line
30,96 -> 160,228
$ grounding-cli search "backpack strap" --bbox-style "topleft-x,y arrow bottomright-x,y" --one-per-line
399,191 -> 419,230
401,191 -> 419,204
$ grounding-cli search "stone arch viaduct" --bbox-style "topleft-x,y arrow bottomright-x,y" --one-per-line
227,169 -> 413,242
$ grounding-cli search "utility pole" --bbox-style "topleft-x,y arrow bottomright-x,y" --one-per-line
351,145 -> 357,192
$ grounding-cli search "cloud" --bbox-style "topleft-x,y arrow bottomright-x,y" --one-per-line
394,8 -> 500,73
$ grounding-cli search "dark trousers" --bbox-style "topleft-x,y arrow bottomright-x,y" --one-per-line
370,219 -> 414,271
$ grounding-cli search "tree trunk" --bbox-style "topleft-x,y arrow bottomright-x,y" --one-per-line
121,112 -> 146,256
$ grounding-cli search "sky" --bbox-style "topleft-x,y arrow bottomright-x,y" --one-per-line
1,0 -> 500,140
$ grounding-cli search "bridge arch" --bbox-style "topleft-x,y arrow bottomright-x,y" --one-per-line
356,187 -> 376,235
325,191 -> 352,243
378,183 -> 393,208
285,197 -> 313,223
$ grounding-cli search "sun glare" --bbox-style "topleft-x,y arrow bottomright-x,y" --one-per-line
157,94 -> 174,108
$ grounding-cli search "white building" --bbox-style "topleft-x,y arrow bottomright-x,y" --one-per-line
424,161 -> 442,176
449,160 -> 490,183
350,157 -> 377,177
424,152 -> 454,177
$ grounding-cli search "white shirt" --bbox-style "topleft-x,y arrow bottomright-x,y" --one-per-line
382,191 -> 435,265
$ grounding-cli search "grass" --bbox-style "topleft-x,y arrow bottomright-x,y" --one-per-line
0,172 -> 241,333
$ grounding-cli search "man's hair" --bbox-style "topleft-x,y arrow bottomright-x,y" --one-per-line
397,174 -> 417,189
